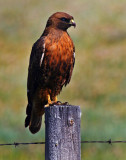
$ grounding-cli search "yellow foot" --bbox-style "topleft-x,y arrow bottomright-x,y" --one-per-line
44,101 -> 59,107
53,96 -> 57,102
52,96 -> 62,105
44,94 -> 52,107
44,95 -> 63,107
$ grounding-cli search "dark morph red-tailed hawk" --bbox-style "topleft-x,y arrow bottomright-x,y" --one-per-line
25,12 -> 76,134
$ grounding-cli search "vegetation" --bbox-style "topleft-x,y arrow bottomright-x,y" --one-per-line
0,0 -> 126,159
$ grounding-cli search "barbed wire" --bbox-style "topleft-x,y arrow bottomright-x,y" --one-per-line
0,139 -> 126,147
0,142 -> 45,147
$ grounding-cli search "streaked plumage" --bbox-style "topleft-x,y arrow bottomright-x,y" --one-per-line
25,12 -> 76,134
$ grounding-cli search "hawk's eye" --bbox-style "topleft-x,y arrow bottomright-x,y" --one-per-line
60,17 -> 69,22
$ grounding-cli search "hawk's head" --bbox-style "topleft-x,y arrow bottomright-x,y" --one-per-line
46,12 -> 76,31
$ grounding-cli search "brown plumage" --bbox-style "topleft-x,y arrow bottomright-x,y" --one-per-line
25,12 -> 76,134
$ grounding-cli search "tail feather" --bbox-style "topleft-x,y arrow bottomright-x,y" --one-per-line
25,104 -> 32,128
26,103 -> 32,115
29,114 -> 42,134
25,103 -> 44,134
25,103 -> 32,128
25,115 -> 31,128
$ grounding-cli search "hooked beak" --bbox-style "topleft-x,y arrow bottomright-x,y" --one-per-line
69,19 -> 76,28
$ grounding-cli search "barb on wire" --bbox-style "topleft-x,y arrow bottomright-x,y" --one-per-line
0,139 -> 126,147
82,139 -> 126,144
81,139 -> 112,144
0,142 -> 45,147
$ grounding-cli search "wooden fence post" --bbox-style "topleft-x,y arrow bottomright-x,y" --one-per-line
45,105 -> 81,160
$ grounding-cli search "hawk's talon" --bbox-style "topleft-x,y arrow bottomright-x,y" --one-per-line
62,102 -> 69,105
44,94 -> 53,107
44,101 -> 61,107
56,101 -> 62,105
50,101 -> 62,106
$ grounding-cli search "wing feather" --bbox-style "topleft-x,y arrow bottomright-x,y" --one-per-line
25,37 -> 45,127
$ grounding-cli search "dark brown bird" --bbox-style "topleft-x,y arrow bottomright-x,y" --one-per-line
25,12 -> 76,134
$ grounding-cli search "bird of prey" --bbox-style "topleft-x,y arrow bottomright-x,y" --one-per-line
25,12 -> 76,134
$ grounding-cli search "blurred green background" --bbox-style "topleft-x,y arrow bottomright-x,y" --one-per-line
0,0 -> 126,159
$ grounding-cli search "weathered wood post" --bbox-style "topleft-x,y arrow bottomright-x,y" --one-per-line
45,105 -> 81,160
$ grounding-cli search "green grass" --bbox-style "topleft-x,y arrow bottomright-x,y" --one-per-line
0,0 -> 126,159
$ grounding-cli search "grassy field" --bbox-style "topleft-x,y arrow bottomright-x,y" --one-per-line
0,0 -> 126,159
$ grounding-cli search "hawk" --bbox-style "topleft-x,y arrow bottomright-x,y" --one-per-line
25,12 -> 76,134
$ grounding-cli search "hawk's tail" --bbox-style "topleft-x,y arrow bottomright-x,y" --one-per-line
25,104 -> 44,134
29,112 -> 42,134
